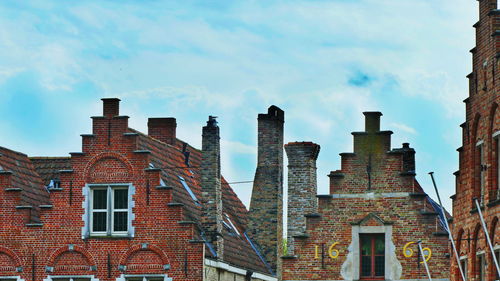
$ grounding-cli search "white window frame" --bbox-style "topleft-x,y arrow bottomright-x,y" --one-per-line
43,275 -> 99,281
116,274 -> 172,281
0,276 -> 25,281
476,251 -> 486,281
460,255 -> 468,281
82,183 -> 135,238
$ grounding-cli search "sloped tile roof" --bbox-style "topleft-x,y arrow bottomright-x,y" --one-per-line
29,157 -> 71,185
0,146 -> 50,222
132,129 -> 271,274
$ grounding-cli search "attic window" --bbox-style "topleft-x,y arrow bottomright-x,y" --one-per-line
160,178 -> 167,187
47,178 -> 61,190
149,163 -> 155,168
177,175 -> 200,206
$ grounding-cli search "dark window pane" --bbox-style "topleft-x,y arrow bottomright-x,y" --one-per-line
361,236 -> 371,255
113,212 -> 128,232
375,256 -> 385,276
73,279 -> 91,281
93,212 -> 107,232
114,189 -> 128,209
93,189 -> 107,209
126,278 -> 142,281
375,235 -> 385,255
361,256 -> 371,276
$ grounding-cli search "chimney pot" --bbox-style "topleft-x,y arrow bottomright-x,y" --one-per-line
363,111 -> 382,132
102,98 -> 120,117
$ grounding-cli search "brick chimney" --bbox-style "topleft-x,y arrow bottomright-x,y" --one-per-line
147,118 -> 177,145
102,98 -> 120,117
285,141 -> 320,254
248,105 -> 284,275
200,116 -> 223,259
401,143 -> 416,174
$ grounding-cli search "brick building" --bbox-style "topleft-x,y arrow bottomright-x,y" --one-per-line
281,112 -> 451,281
0,98 -> 276,281
450,1 -> 499,281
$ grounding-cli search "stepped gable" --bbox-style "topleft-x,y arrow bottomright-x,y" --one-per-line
131,128 -> 271,274
30,157 -> 71,185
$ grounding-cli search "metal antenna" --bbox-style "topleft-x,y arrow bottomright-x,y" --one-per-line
429,172 -> 466,281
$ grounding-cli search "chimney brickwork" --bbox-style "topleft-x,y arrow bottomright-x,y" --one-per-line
285,141 -> 320,254
147,117 -> 177,145
201,116 -> 223,259
248,105 -> 284,275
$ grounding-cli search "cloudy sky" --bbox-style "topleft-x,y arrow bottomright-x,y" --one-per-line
0,0 -> 478,212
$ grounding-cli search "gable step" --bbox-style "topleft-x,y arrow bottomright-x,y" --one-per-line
26,223 -> 43,227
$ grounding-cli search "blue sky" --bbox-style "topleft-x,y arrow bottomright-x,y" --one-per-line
0,0 -> 477,212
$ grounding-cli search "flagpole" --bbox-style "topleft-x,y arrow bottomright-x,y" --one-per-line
474,198 -> 500,277
429,172 -> 466,281
418,240 -> 433,281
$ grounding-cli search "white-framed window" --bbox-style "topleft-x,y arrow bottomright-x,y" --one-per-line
477,251 -> 486,281
82,183 -> 135,238
116,274 -> 171,281
460,256 -> 468,281
43,275 -> 98,281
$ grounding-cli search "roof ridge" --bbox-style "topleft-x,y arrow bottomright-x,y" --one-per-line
128,127 -> 201,153
29,156 -> 71,160
0,146 -> 29,157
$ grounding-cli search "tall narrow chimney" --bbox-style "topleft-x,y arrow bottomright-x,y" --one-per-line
102,98 -> 120,117
148,118 -> 177,145
248,105 -> 284,275
200,116 -> 223,259
285,142 -> 320,254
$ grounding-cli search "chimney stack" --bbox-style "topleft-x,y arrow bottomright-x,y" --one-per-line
401,143 -> 416,174
200,116 -> 223,259
364,111 -> 382,132
248,105 -> 284,275
102,98 -> 120,117
285,142 -> 320,254
148,118 -> 177,145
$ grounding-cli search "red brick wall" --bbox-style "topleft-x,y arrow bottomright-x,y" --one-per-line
451,1 -> 499,281
0,101 -> 204,281
282,113 -> 450,280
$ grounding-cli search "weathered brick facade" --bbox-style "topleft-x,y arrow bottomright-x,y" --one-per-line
0,99 -> 275,281
450,1 -> 500,281
282,112 -> 451,281
248,106 -> 285,277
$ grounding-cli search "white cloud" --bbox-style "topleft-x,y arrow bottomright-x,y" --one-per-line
390,122 -> 417,135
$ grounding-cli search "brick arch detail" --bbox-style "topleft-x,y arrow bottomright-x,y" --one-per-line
473,223 -> 485,252
457,228 -> 466,256
0,246 -> 22,267
83,152 -> 135,182
118,244 -> 170,266
491,216 -> 498,246
46,245 -> 97,268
